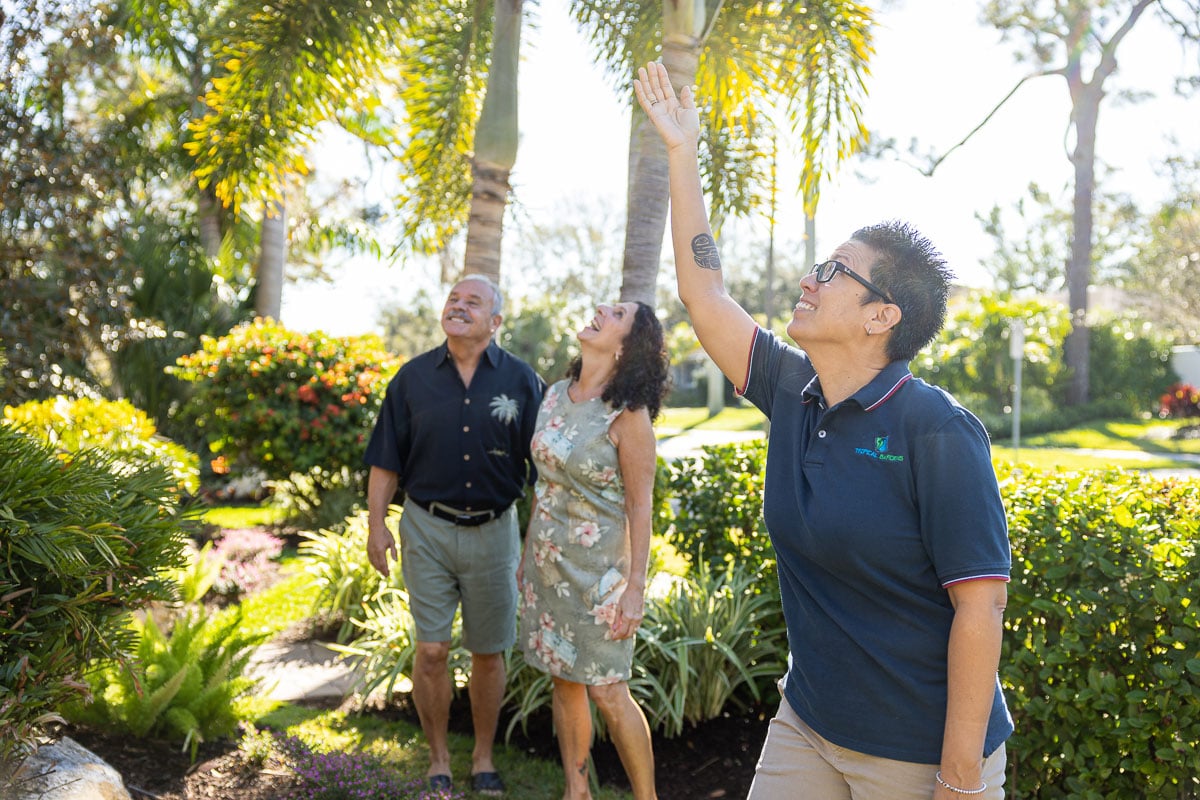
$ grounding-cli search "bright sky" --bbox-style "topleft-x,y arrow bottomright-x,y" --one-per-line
284,0 -> 1198,336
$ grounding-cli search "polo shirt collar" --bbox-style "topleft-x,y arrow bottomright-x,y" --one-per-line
801,360 -> 913,412
435,339 -> 502,368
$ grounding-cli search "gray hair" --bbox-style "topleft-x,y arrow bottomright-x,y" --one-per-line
456,273 -> 503,316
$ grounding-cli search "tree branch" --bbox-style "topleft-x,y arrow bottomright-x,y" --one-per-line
920,67 -> 1062,177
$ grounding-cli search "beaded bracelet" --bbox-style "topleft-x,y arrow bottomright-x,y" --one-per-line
935,771 -> 987,795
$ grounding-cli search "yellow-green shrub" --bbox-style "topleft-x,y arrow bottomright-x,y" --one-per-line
3,396 -> 199,493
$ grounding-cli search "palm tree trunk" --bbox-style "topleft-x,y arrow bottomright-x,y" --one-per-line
619,5 -> 705,307
256,199 -> 285,319
192,64 -> 223,258
463,0 -> 522,283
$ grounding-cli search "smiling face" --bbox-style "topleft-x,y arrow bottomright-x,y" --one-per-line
786,239 -> 887,348
578,302 -> 638,355
441,278 -> 500,345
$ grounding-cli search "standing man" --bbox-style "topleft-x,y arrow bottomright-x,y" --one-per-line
634,63 -> 1013,800
365,274 -> 545,796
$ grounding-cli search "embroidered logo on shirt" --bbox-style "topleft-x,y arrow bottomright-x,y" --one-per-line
855,435 -> 905,462
490,394 -> 519,424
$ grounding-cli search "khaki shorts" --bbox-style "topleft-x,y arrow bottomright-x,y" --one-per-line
748,691 -> 1007,800
398,498 -> 519,654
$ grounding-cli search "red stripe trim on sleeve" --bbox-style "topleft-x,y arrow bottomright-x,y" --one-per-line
733,326 -> 760,397
941,574 -> 1011,588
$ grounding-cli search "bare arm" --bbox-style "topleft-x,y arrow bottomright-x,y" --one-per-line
938,578 -> 1008,797
634,62 -> 757,388
608,407 -> 656,640
366,466 -> 399,578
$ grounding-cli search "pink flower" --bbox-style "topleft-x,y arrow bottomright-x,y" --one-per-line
575,521 -> 601,548
588,602 -> 619,627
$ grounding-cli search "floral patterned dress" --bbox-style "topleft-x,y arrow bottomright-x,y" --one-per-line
520,380 -> 632,685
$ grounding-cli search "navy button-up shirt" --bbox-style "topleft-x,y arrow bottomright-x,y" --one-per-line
364,340 -> 545,512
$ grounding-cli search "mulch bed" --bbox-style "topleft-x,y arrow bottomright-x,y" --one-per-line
68,694 -> 772,799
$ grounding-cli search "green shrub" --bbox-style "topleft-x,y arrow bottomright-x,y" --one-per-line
664,440 -> 773,579
64,608 -> 269,761
913,294 -> 1176,425
914,293 -> 1070,418
1000,466 -> 1200,798
3,396 -> 199,493
0,424 -> 189,780
1082,314 -> 1177,416
170,318 -> 401,491
299,507 -> 403,642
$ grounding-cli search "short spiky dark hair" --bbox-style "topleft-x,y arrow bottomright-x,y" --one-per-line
566,302 -> 670,421
851,221 -> 954,362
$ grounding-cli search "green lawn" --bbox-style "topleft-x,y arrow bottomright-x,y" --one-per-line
657,404 -> 766,433
200,503 -> 290,529
1020,418 -> 1200,454
991,447 -> 1186,472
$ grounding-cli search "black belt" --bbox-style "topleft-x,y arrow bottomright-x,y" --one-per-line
411,498 -> 509,527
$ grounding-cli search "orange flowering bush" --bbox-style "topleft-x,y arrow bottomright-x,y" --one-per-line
171,318 -> 401,486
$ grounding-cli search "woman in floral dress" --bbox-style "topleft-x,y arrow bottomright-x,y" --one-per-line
519,300 -> 669,800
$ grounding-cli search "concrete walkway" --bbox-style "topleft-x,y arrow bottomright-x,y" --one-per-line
247,640 -> 363,702
655,428 -> 764,461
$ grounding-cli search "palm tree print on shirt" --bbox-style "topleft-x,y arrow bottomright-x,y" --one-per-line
490,394 -> 519,424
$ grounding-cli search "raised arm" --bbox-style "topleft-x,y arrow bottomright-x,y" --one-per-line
634,62 -> 757,388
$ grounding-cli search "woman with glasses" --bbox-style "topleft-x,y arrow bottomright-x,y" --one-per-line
634,62 -> 1013,800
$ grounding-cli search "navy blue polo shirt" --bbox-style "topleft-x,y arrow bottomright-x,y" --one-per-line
740,327 -> 1013,764
364,340 -> 545,512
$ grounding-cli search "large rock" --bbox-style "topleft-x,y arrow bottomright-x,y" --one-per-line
4,737 -> 131,800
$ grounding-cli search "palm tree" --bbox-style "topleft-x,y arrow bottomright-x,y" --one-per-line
392,0 -> 521,283
190,0 -> 524,285
572,0 -> 875,307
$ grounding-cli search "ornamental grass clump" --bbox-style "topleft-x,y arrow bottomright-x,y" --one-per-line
274,734 -> 466,799
299,506 -> 403,642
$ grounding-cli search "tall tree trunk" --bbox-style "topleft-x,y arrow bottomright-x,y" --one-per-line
619,1 -> 706,307
256,199 -> 285,319
1064,90 -> 1099,406
463,0 -> 522,284
1059,0 -> 1151,406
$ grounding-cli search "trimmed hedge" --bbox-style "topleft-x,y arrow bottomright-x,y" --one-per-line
1000,466 -> 1200,798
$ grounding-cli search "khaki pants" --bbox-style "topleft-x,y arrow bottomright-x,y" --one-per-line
747,694 -> 1007,800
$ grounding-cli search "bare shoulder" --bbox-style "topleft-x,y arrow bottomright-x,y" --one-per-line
608,405 -> 654,448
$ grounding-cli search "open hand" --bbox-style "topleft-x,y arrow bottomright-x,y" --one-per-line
633,61 -> 700,152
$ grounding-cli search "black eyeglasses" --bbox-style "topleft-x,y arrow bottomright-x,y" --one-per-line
809,261 -> 896,305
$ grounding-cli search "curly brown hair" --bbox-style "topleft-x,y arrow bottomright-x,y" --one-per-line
566,302 -> 670,421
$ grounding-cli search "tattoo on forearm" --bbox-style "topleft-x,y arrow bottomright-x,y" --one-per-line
691,233 -> 722,271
